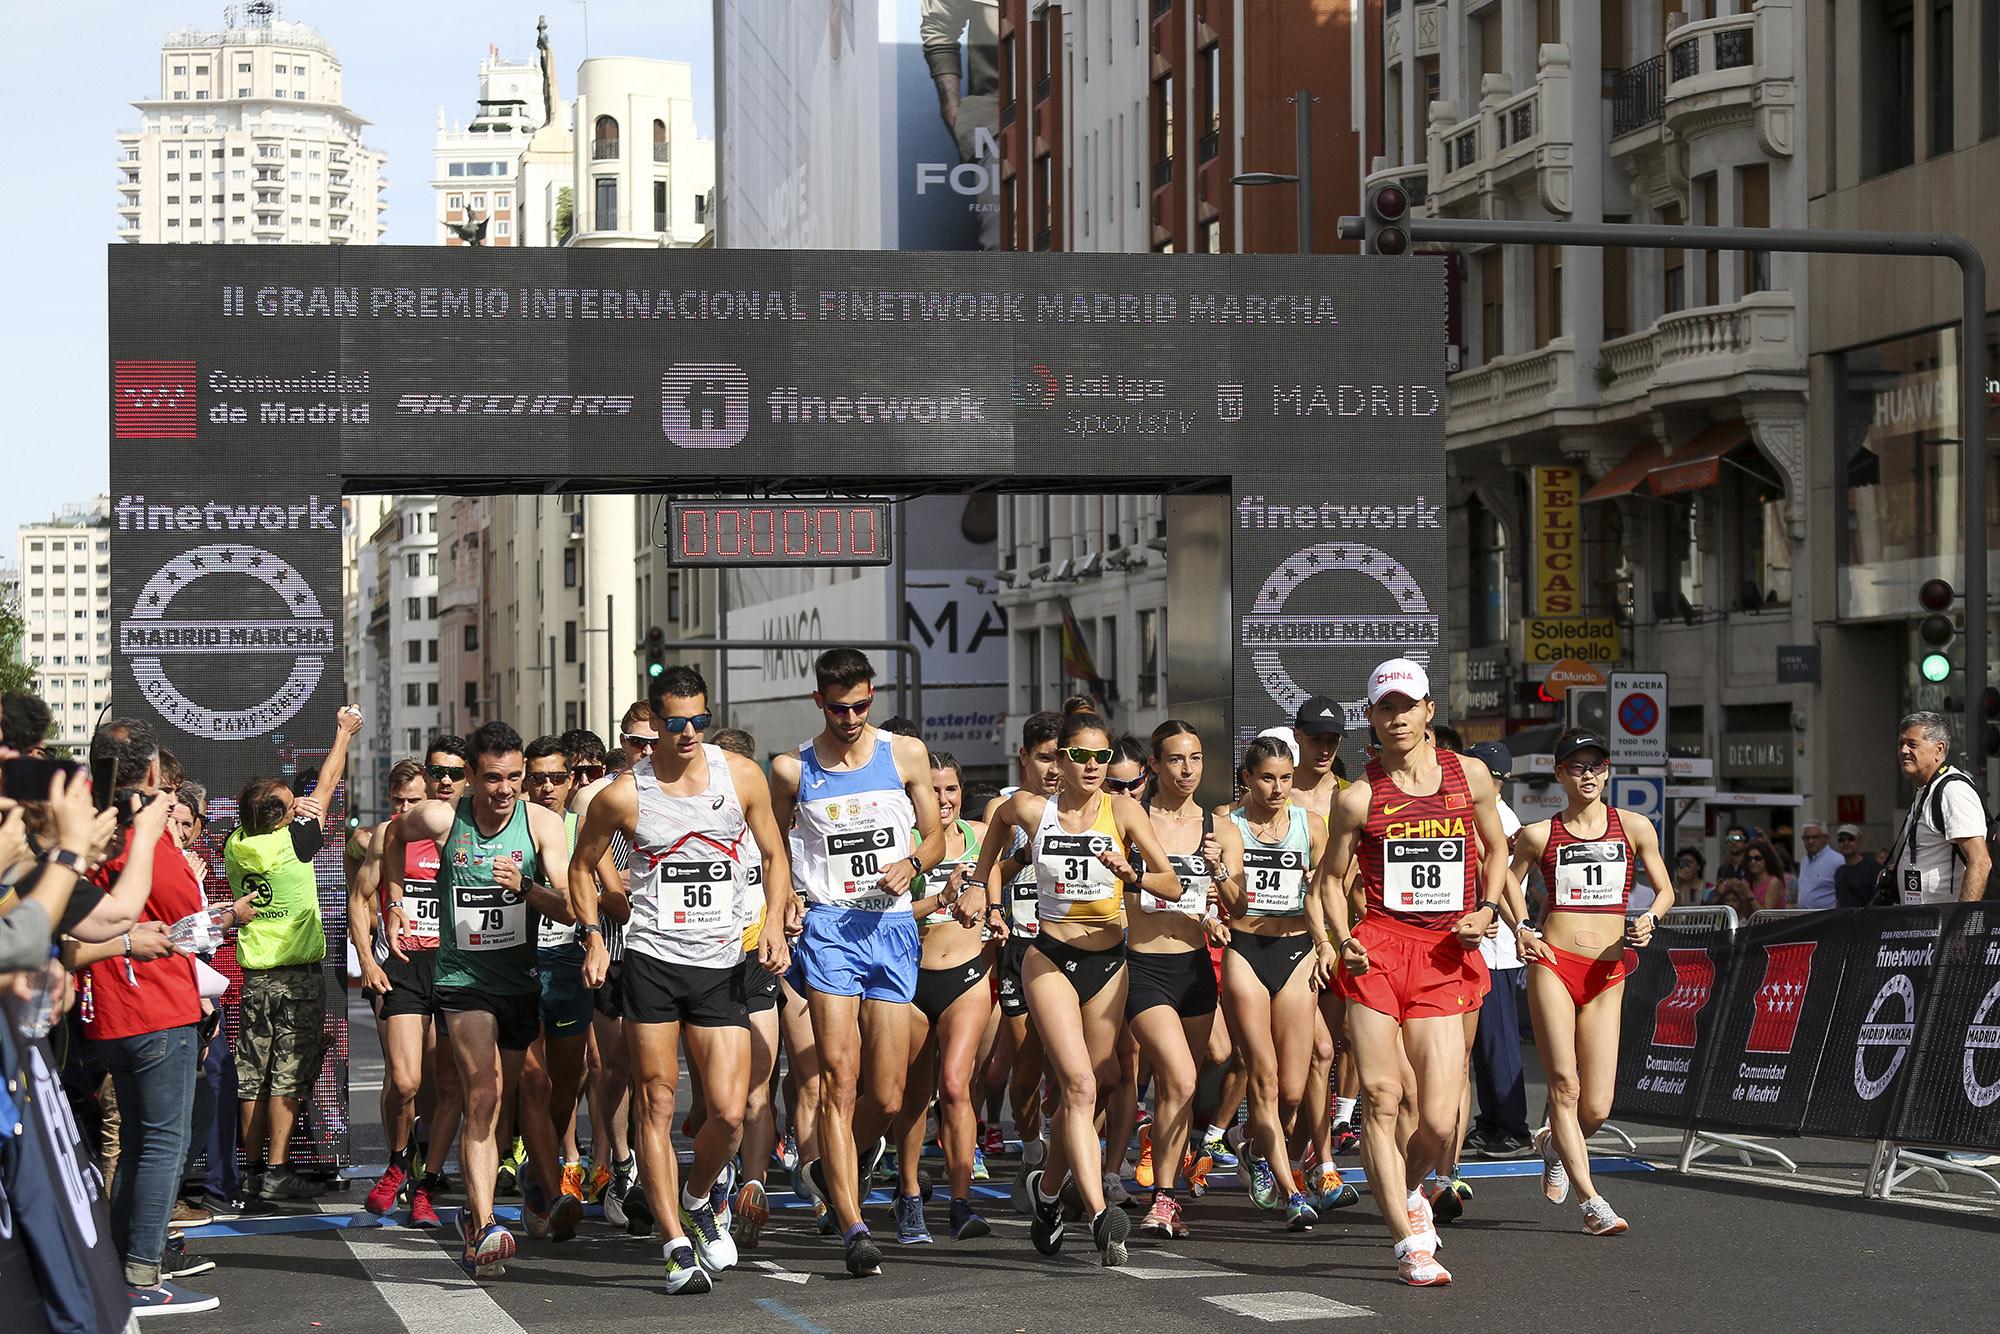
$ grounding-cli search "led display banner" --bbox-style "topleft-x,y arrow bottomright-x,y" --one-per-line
110,246 -> 1447,1158
663,499 -> 895,567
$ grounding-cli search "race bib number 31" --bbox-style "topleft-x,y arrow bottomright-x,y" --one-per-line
662,860 -> 735,930
1553,843 -> 1627,908
1383,838 -> 1464,914
454,886 -> 528,951
1042,833 -> 1118,902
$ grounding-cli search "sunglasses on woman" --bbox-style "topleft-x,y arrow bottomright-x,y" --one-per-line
1106,775 -> 1146,794
1063,745 -> 1114,765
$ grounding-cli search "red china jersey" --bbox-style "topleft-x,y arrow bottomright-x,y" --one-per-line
1538,809 -> 1635,915
1358,749 -> 1480,931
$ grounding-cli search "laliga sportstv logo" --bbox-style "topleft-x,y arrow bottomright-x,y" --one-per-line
1009,362 -> 1166,410
120,542 -> 332,741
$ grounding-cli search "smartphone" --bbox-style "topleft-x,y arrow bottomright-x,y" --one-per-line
92,754 -> 119,812
1,757 -> 85,802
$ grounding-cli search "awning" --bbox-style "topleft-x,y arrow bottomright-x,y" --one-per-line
1649,420 -> 1750,496
1581,439 -> 1669,502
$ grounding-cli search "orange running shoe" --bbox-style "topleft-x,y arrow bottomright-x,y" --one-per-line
1395,1236 -> 1452,1286
1405,1188 -> 1437,1247
1134,1127 -> 1155,1190
1183,1149 -> 1214,1198
585,1160 -> 613,1204
560,1161 -> 586,1201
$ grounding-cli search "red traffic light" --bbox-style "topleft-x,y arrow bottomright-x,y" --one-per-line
1373,183 -> 1408,221
1920,614 -> 1956,648
1919,578 -> 1955,612
644,626 -> 666,649
1984,686 -> 2000,719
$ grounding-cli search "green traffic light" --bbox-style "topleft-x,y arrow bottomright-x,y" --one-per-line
648,661 -> 664,678
1920,652 -> 1952,683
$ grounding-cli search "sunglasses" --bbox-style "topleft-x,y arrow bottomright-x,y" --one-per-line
571,763 -> 605,781
525,771 -> 569,787
1063,746 -> 1114,765
1835,833 -> 1858,841
656,714 -> 713,735
1106,775 -> 1146,793
823,694 -> 874,718
621,733 -> 658,750
1560,761 -> 1610,777
427,764 -> 466,780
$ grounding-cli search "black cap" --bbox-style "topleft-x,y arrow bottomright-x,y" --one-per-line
1467,741 -> 1514,779
1294,695 -> 1345,737
1553,732 -> 1610,766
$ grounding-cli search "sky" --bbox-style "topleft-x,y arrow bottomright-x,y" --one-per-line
0,0 -> 715,548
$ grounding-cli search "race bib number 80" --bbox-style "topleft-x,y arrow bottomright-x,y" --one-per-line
1383,838 -> 1464,914
828,826 -> 902,894
1553,842 -> 1627,908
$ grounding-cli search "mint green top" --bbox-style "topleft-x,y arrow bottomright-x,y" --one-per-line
435,796 -> 544,995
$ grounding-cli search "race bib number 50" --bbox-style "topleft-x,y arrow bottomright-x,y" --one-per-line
1383,838 -> 1464,914
402,886 -> 442,943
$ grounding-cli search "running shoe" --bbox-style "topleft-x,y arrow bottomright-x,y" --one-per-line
1200,1127 -> 1238,1169
972,1147 -> 990,1182
1285,1192 -> 1318,1232
496,1137 -> 525,1197
1134,1127 -> 1155,1189
163,1233 -> 216,1279
460,1222 -> 515,1280
844,1230 -> 884,1277
709,1161 -> 738,1229
1027,1169 -> 1065,1255
663,1240 -> 713,1295
1313,1165 -> 1361,1212
170,1198 -> 213,1229
981,1123 -> 1006,1155
1102,1169 -> 1131,1208
1581,1196 -> 1629,1236
778,1130 -> 800,1174
948,1198 -> 991,1241
1405,1188 -> 1438,1249
585,1158 -> 613,1204
862,1137 -> 889,1184
731,1180 -> 769,1251
547,1191 -> 583,1242
1184,1149 -> 1214,1199
1332,1122 -> 1360,1157
1424,1178 -> 1464,1225
1138,1193 -> 1188,1239
814,1200 -> 837,1235
1535,1125 -> 1570,1205
364,1163 -> 407,1217
1394,1235 -> 1451,1286
1091,1206 -> 1130,1267
603,1160 -> 637,1230
1009,1137 -> 1045,1214
679,1195 -> 739,1273
408,1180 -> 443,1229
1245,1158 -> 1282,1212
1059,1172 -> 1087,1222
880,1149 -> 900,1184
1449,1176 -> 1474,1202
560,1160 -> 586,1201
800,1157 -> 830,1209
521,1173 -> 555,1241
895,1194 -> 932,1245
126,1281 -> 221,1316
622,1183 -> 657,1238
916,1167 -> 935,1203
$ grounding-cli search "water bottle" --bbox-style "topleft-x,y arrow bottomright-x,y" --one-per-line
12,946 -> 64,1039
169,905 -> 236,956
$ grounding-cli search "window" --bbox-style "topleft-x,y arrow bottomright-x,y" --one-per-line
1602,216 -> 1630,339
1199,217 -> 1221,252
496,220 -> 511,237
448,193 -> 463,209
471,193 -> 486,209
238,62 -> 251,72
428,639 -> 438,663
1661,497 -> 1704,615
428,682 -> 440,707
667,571 -> 682,621
1534,245 -> 1563,346
564,621 -> 578,663
407,639 -> 422,664
407,553 -> 420,576
595,177 -> 617,231
1467,498 -> 1507,645
1733,472 -> 1792,607
428,552 -> 438,576
1036,151 -> 1053,247
464,624 -> 479,650
406,596 -> 421,620
1738,164 -> 1770,292
1930,0 -> 1955,154
167,149 -> 180,160
449,162 -> 464,176
563,547 -> 578,588
496,192 -> 510,209
654,180 -> 668,231
406,682 -> 421,707
1699,174 -> 1719,304
427,596 -> 438,618
593,114 -> 620,161
1661,201 -> 1686,312
1199,42 -> 1221,156
1154,73 -> 1175,174
173,64 -> 186,75
1480,249 -> 1505,360
1864,1 -> 1918,176
407,728 -> 423,753
465,681 -> 479,712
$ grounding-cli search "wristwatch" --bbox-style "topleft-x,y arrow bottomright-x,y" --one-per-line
1477,898 -> 1502,917
907,855 -> 924,877
41,847 -> 87,875
579,923 -> 605,939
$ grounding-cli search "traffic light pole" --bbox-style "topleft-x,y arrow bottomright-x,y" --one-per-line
1340,215 -> 1990,765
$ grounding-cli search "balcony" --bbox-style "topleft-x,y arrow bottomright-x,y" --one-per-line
1154,157 -> 1173,188
1446,339 -> 1577,444
1427,43 -> 1573,217
1662,0 -> 1796,155
591,136 -> 619,161
1595,290 -> 1802,412
1611,56 -> 1664,137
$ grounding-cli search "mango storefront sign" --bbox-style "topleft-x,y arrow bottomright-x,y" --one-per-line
1533,466 -> 1581,615
1524,616 -> 1621,666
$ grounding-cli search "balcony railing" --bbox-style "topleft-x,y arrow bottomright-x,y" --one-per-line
1034,226 -> 1053,251
1661,6 -> 1791,152
653,143 -> 670,163
1154,157 -> 1173,188
1596,291 -> 1801,406
1427,44 -> 1574,215
591,136 -> 619,161
1035,73 -> 1052,103
1199,129 -> 1219,162
1612,56 -> 1665,136
1669,36 -> 1700,81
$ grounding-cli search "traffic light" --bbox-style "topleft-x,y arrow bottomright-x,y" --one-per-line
1984,685 -> 2000,756
643,626 -> 667,680
1918,578 -> 1956,683
346,812 -> 361,831
1362,179 -> 1411,257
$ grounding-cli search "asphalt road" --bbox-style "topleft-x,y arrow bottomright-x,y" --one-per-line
170,992 -> 2000,1334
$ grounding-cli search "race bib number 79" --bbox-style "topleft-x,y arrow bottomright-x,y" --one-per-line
1383,838 -> 1464,914
454,886 -> 528,950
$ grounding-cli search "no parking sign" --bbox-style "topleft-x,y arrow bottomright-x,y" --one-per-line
1609,671 -> 1668,765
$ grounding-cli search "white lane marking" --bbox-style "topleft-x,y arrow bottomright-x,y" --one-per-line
1107,1248 -> 1237,1280
1205,1292 -> 1373,1322
750,1259 -> 811,1284
342,1227 -> 531,1334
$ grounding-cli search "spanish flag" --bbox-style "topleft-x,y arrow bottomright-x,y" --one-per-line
1058,597 -> 1112,716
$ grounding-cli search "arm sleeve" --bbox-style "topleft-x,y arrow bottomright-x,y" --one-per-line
291,816 -> 327,862
0,900 -> 54,972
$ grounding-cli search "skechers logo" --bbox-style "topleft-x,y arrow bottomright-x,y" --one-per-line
396,393 -> 634,416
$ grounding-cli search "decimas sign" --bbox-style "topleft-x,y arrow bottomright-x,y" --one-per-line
664,500 -> 893,567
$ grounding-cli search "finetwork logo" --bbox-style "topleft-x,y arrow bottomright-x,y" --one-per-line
115,361 -> 197,439
661,363 -> 749,448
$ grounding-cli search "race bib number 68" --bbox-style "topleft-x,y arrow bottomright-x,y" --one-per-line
1383,838 -> 1463,914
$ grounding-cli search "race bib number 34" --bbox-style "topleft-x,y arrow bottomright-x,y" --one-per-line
1383,838 -> 1464,914
1553,843 -> 1627,908
455,886 -> 528,950
1243,847 -> 1307,916
662,860 -> 735,930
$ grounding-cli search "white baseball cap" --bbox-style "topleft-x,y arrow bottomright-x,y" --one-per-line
1366,658 -> 1432,706
1255,725 -> 1301,765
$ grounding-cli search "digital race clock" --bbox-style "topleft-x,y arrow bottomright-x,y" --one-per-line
662,500 -> 894,567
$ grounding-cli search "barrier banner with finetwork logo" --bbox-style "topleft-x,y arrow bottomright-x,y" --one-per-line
1611,917 -> 1738,1126
1891,904 -> 2000,1151
1800,907 -> 1941,1140
1693,912 -> 1855,1134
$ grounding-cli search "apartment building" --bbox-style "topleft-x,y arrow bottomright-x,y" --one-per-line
15,499 -> 113,751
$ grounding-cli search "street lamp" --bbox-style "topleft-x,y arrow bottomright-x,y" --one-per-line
1231,90 -> 1317,253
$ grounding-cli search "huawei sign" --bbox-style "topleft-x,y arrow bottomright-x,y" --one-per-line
1652,948 -> 1715,1049
1747,942 -> 1818,1055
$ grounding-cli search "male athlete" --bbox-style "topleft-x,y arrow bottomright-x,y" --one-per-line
572,667 -> 794,1295
1321,659 -> 1519,1287
771,649 -> 948,1277
381,721 -> 582,1279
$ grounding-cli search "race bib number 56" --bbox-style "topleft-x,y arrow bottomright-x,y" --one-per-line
1383,838 -> 1463,914
662,860 -> 735,929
